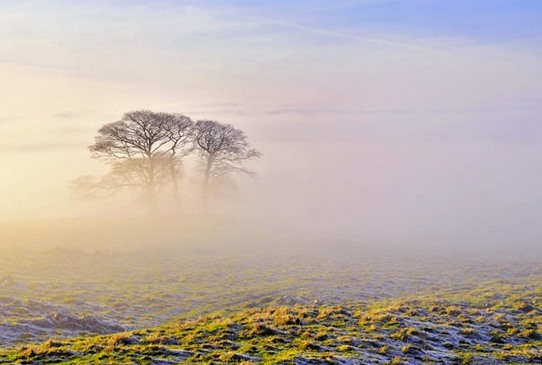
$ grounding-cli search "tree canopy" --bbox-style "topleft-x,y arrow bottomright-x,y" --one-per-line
74,111 -> 260,213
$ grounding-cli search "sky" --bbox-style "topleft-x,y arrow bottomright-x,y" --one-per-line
1,0 -> 542,247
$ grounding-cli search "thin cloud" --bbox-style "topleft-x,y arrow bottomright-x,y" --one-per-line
0,141 -> 82,153
263,107 -> 419,116
0,116 -> 20,124
267,21 -> 438,53
52,112 -> 81,119
184,109 -> 251,117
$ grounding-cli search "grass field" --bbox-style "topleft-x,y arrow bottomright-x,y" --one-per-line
1,275 -> 541,364
0,219 -> 540,363
1,223 -> 541,364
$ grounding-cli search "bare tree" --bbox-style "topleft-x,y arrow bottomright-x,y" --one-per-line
156,112 -> 194,208
74,110 -> 194,210
193,120 -> 261,209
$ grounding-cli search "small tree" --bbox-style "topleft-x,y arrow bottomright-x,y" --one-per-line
74,110 -> 194,210
193,119 -> 261,209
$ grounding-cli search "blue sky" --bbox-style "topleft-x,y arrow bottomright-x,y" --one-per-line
294,0 -> 542,41
109,0 -> 542,43
3,1 -> 542,42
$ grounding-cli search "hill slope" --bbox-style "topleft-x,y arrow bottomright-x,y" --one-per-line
3,243 -> 539,347
1,278 -> 541,364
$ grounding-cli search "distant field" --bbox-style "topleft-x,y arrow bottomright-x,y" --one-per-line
1,221 -> 541,349
1,274 -> 541,364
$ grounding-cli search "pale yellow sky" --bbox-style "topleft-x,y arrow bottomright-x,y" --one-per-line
1,1 -> 542,246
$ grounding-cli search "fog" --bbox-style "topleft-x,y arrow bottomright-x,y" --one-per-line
2,107 -> 542,256
2,123 -> 542,257
1,0 -> 542,259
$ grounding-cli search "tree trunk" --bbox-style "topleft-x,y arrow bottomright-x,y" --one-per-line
147,155 -> 158,215
202,156 -> 213,214
169,158 -> 181,213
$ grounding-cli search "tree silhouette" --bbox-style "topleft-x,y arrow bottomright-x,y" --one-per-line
73,110 -> 194,210
193,120 -> 261,209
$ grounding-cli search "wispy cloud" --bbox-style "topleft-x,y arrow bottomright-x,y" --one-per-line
0,141 -> 82,153
52,112 -> 81,119
268,21 -> 433,52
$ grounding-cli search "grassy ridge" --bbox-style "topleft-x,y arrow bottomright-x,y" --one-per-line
4,243 -> 539,346
2,278 -> 541,364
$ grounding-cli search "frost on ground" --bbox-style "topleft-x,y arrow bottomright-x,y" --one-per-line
1,278 -> 541,364
0,242 -> 540,350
